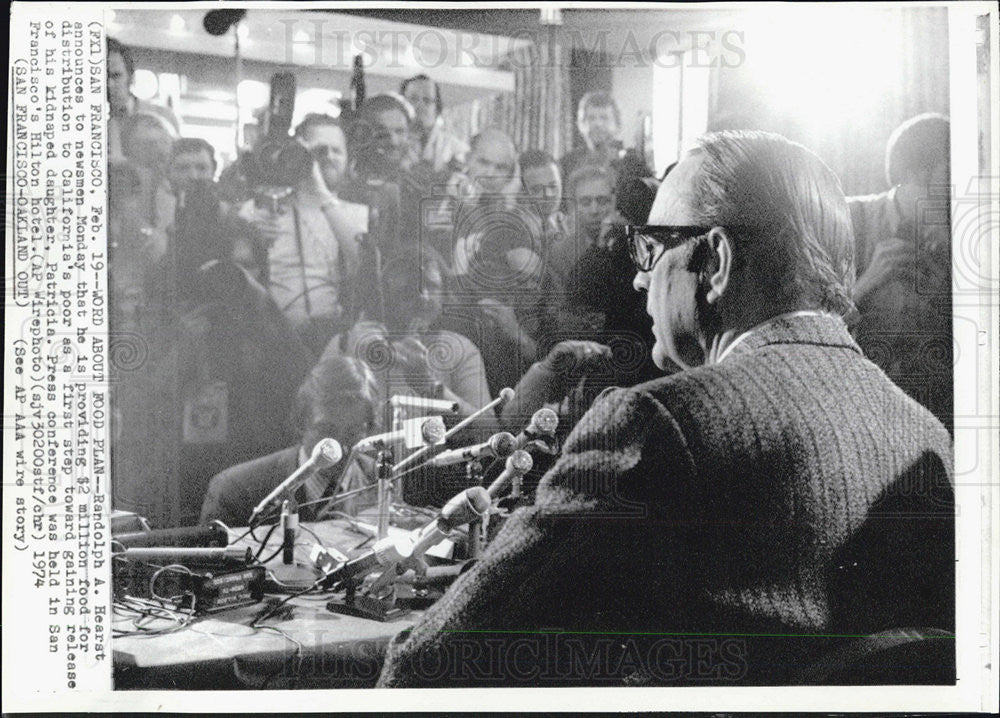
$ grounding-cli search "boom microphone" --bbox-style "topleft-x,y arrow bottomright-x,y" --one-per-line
203,9 -> 246,36
321,487 -> 490,587
426,432 -> 516,468
250,438 -> 343,522
487,450 -> 533,498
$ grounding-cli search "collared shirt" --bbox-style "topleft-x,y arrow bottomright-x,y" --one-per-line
240,194 -> 345,333
715,310 -> 830,364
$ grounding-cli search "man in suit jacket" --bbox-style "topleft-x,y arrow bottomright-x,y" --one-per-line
377,131 -> 954,687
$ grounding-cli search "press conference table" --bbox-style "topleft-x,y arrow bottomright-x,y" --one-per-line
113,519 -> 424,690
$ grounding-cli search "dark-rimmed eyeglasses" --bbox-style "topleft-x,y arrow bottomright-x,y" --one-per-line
626,225 -> 713,272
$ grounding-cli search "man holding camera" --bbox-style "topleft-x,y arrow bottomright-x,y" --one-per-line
242,114 -> 367,356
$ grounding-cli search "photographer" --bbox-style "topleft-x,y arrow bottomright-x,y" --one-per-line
240,113 -> 368,356
400,74 -> 469,174
166,138 -> 267,284
848,113 -> 952,432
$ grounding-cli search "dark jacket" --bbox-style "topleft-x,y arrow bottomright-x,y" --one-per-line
377,314 -> 954,687
199,447 -> 300,527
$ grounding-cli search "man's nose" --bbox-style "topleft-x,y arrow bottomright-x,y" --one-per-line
633,270 -> 649,292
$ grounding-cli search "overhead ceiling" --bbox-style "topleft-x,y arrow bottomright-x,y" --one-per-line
108,8 -> 532,98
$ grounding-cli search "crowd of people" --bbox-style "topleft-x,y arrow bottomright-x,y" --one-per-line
108,38 -> 664,525
107,33 -> 955,686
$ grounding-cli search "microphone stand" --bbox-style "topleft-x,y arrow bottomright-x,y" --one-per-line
465,459 -> 486,559
375,449 -> 393,541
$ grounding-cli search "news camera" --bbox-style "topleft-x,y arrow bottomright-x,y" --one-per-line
231,72 -> 312,213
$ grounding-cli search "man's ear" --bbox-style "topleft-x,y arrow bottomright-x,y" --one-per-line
704,227 -> 733,305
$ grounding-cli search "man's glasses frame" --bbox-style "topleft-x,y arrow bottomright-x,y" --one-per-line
626,225 -> 714,272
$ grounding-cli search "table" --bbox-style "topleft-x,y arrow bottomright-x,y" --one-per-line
113,519 -> 428,689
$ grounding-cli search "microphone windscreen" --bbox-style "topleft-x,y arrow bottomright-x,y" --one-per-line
465,486 -> 491,515
498,387 -> 516,403
490,432 -> 517,458
530,407 -> 559,435
508,450 -> 533,474
312,438 -> 344,468
420,417 -> 447,445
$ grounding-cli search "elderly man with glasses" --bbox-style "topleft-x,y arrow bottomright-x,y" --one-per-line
377,130 -> 954,688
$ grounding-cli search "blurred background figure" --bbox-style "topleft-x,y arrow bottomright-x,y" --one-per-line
323,246 -> 493,426
848,114 -> 953,432
240,113 -> 367,356
107,36 -> 180,162
519,149 -> 571,247
200,356 -> 380,526
167,137 -> 268,284
559,91 -> 652,196
401,73 -> 469,175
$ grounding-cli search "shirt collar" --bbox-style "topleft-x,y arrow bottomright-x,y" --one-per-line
714,310 -> 830,364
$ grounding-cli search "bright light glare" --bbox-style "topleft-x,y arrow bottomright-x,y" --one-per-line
744,9 -> 902,129
293,88 -> 343,125
237,79 -> 269,110
132,69 -> 159,101
169,14 -> 186,35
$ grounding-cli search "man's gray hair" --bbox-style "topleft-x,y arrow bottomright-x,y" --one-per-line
688,130 -> 856,317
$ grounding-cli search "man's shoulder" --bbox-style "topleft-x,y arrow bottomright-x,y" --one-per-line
212,446 -> 299,482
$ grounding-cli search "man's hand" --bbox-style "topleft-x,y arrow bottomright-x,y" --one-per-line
541,340 -> 612,376
391,336 -> 437,394
502,340 -> 612,428
301,157 -> 336,204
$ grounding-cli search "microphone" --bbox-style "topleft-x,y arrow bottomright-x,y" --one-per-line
322,487 -> 490,587
354,415 -> 446,453
487,450 -> 533,498
389,395 -> 459,415
112,521 -> 229,549
392,388 -> 515,475
408,486 -> 491,558
426,432 -> 516,468
116,545 -> 253,567
250,438 -> 343,522
514,407 -> 559,449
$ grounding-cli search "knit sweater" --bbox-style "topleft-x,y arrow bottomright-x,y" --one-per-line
377,314 -> 954,687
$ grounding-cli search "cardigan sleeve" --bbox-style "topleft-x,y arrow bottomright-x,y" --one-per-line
376,386 -> 698,687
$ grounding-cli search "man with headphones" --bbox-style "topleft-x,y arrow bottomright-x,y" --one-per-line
401,74 -> 469,175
